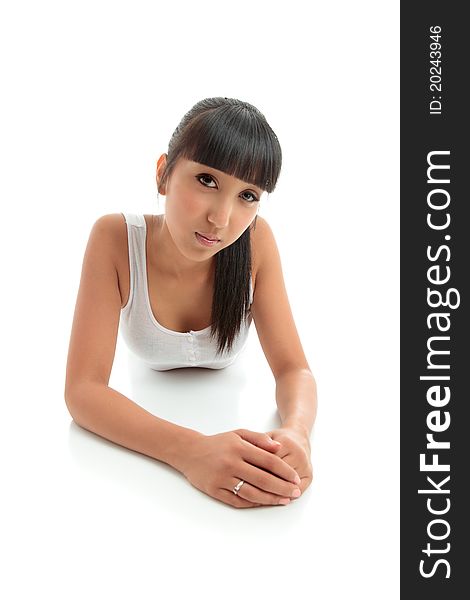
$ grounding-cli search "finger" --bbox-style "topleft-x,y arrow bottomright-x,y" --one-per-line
275,453 -> 313,496
237,461 -> 301,499
234,429 -> 281,453
299,472 -> 314,493
227,477 -> 292,506
215,489 -> 262,509
241,442 -> 301,485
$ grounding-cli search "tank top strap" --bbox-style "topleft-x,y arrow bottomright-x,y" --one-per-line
121,213 -> 147,312
122,213 -> 146,228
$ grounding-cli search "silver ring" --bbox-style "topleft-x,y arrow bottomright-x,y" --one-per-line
233,480 -> 245,495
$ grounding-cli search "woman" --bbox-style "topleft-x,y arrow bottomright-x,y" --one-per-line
64,97 -> 317,509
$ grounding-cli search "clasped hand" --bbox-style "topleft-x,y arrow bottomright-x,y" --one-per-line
181,427 -> 312,509
265,426 -> 313,496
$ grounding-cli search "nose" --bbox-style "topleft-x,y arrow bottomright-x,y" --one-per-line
207,196 -> 233,229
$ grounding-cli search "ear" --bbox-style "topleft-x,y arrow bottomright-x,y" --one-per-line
156,153 -> 168,195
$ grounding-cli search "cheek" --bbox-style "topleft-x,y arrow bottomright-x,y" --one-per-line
181,195 -> 202,218
230,211 -> 256,240
240,209 -> 258,229
168,187 -> 201,222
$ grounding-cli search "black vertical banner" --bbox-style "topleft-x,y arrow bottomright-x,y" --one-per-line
401,2 -> 468,597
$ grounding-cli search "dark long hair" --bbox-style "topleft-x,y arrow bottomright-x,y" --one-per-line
159,97 -> 282,356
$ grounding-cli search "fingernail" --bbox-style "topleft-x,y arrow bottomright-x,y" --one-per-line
278,498 -> 290,505
292,488 -> 301,498
294,474 -> 301,485
271,440 -> 281,445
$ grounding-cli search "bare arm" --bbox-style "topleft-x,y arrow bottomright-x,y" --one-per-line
64,214 -> 202,472
65,382 -> 202,472
250,218 -> 317,493
275,368 -> 317,439
251,217 -> 318,442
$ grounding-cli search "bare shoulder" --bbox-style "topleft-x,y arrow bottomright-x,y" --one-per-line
91,213 -> 132,271
250,215 -> 279,275
89,213 -> 131,307
90,213 -> 128,259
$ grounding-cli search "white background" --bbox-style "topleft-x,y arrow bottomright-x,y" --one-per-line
0,1 -> 399,598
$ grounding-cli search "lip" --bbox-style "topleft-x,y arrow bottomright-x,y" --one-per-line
195,232 -> 220,247
196,232 -> 220,241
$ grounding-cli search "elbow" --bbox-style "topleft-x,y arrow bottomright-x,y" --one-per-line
64,386 -> 80,423
64,382 -> 90,426
64,380 -> 108,427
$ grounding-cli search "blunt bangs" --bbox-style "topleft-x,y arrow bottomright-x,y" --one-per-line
173,104 -> 282,194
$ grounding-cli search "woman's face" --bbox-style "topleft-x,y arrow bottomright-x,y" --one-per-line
158,155 -> 264,262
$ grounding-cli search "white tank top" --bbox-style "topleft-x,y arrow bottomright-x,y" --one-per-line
119,213 -> 254,371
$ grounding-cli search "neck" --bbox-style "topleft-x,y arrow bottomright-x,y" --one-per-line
151,214 -> 215,282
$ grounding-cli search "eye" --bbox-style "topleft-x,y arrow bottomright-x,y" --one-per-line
241,191 -> 259,203
197,174 -> 217,188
